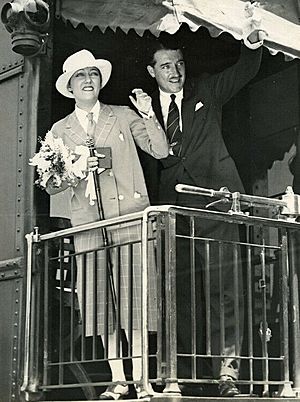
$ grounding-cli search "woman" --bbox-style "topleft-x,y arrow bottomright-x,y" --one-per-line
47,49 -> 169,400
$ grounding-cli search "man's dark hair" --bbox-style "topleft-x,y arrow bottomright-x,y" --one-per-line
146,34 -> 183,67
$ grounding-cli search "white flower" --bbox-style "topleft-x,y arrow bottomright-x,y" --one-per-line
29,130 -> 79,189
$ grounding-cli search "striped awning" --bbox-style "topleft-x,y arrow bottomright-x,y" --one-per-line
56,0 -> 300,59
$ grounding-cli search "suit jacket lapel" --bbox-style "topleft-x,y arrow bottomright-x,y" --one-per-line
64,104 -> 117,148
182,81 -> 196,143
65,111 -> 87,145
94,103 -> 117,147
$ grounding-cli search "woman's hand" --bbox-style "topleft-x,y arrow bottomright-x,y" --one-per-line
86,152 -> 106,174
87,155 -> 99,171
46,178 -> 70,195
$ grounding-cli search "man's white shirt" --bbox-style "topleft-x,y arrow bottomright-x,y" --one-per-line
159,89 -> 183,131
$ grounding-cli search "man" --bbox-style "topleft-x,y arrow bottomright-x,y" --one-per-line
47,49 -> 169,400
146,30 -> 265,396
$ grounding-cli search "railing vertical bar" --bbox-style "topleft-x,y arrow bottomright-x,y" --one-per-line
128,243 -> 133,358
205,240 -> 211,355
164,213 -> 171,380
162,211 -> 179,392
156,214 -> 163,382
70,254 -> 75,362
190,216 -> 197,379
219,242 -> 225,355
280,230 -> 292,391
81,253 -> 87,361
43,241 -> 49,387
33,242 -> 42,387
260,231 -> 269,396
116,246 -> 121,358
21,231 -> 35,393
141,213 -> 151,393
103,248 -> 109,359
58,237 -> 64,384
233,242 -> 240,355
289,230 -> 300,393
92,250 -> 98,360
246,226 -> 254,395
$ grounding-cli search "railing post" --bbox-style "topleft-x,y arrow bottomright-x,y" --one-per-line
21,227 -> 43,401
141,210 -> 151,395
164,210 -> 181,393
276,230 -> 295,397
155,212 -> 164,383
288,230 -> 300,395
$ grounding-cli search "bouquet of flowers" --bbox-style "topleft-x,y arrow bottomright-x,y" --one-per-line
29,131 -> 83,189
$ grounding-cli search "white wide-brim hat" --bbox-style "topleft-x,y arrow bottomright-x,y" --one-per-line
55,49 -> 112,98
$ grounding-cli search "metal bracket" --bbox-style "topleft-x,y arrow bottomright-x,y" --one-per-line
32,227 -> 40,243
228,191 -> 250,216
259,322 -> 272,342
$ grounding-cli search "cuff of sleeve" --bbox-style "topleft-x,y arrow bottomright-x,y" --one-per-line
138,107 -> 154,119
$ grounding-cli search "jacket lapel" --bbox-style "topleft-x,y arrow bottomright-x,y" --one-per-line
94,103 -> 117,147
64,111 -> 88,145
63,105 -> 117,147
182,80 -> 196,143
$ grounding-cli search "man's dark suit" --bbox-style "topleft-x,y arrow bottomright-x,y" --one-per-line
150,45 -> 262,381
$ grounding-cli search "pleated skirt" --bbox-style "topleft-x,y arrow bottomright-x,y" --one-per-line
74,223 -> 157,336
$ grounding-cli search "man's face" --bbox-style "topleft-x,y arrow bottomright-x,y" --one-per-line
147,49 -> 185,93
68,67 -> 101,107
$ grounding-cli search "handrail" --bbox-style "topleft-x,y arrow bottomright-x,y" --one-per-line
38,211 -> 145,241
21,232 -> 34,393
31,205 -> 300,245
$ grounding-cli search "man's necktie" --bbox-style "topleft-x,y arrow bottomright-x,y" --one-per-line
166,94 -> 182,156
86,112 -> 96,147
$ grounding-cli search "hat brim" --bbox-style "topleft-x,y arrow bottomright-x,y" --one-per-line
55,59 -> 112,98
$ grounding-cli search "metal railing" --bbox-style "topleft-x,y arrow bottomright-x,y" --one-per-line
21,190 -> 300,399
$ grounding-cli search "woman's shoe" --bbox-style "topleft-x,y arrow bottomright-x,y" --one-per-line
99,383 -> 129,400
135,384 -> 154,400
218,376 -> 240,397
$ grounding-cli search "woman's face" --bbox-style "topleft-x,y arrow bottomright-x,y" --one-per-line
68,66 -> 101,107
